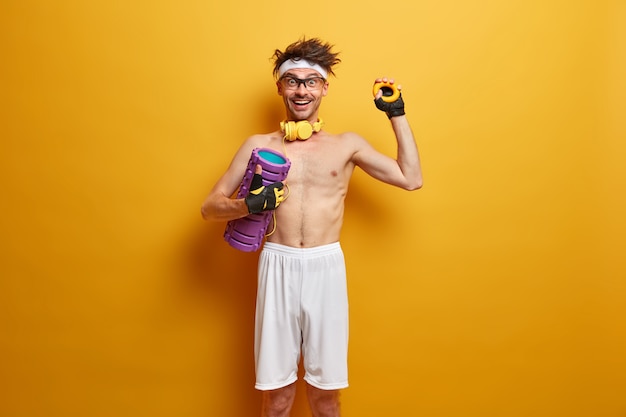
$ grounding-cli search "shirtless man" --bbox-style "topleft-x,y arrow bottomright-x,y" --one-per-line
201,38 -> 422,417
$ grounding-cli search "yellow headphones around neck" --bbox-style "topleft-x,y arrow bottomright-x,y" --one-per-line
280,119 -> 324,141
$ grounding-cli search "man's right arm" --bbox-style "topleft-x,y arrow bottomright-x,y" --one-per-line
200,136 -> 285,222
201,188 -> 249,222
201,164 -> 286,221
200,138 -> 258,222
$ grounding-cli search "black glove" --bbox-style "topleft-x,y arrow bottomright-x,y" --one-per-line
374,94 -> 405,119
244,173 -> 285,214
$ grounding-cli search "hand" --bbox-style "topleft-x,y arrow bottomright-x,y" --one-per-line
373,77 -> 405,119
244,165 -> 286,214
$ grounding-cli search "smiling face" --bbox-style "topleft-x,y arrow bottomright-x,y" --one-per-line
276,68 -> 329,123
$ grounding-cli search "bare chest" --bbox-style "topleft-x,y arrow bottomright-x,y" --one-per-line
282,137 -> 353,190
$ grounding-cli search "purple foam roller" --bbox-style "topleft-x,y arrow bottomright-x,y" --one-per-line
224,148 -> 291,252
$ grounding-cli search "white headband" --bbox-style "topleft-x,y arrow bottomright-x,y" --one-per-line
278,59 -> 328,79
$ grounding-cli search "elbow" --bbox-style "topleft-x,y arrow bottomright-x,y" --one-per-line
200,205 -> 209,221
405,177 -> 423,191
200,203 -> 215,221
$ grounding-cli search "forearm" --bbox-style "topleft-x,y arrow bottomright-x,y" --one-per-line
390,115 -> 423,190
201,193 -> 249,222
371,77 -> 423,190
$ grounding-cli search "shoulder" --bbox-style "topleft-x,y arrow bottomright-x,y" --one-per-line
324,130 -> 368,145
233,131 -> 283,155
328,131 -> 373,153
318,131 -> 373,165
244,131 -> 282,147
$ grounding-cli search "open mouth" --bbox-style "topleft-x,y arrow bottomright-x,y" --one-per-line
292,99 -> 312,108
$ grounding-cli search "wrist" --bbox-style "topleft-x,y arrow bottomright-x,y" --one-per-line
387,109 -> 406,119
244,194 -> 261,214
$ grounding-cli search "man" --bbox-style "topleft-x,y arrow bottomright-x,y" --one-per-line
201,37 -> 422,417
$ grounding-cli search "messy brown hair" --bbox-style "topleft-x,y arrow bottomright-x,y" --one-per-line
272,37 -> 341,79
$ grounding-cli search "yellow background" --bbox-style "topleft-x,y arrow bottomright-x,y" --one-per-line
1,0 -> 625,416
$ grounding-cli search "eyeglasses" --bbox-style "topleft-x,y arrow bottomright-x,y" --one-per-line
279,76 -> 327,91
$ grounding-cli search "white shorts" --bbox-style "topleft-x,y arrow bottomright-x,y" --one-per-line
254,242 -> 349,391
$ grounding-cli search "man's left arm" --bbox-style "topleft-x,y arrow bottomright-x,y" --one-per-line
389,114 -> 423,191
352,77 -> 423,190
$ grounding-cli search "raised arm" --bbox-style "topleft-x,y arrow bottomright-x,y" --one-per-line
352,77 -> 423,190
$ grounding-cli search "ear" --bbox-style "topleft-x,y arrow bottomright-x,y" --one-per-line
276,80 -> 284,96
322,81 -> 329,97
